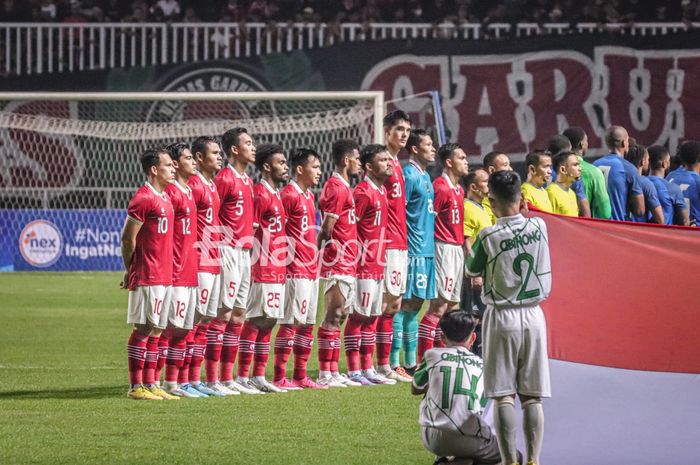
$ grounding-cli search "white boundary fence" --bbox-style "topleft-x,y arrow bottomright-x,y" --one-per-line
1,21 -> 698,76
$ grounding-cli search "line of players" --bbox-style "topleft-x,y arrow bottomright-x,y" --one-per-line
122,109 -> 477,399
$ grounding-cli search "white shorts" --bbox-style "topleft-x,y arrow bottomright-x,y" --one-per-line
282,278 -> 319,325
384,249 -> 408,297
322,275 -> 356,310
218,245 -> 252,311
421,422 -> 500,463
482,304 -> 551,398
168,286 -> 197,330
127,285 -> 172,329
353,278 -> 384,317
435,242 -> 464,303
196,272 -> 220,318
247,282 -> 286,319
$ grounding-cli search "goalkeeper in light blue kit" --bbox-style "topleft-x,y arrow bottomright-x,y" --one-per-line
391,128 -> 436,376
466,171 -> 552,465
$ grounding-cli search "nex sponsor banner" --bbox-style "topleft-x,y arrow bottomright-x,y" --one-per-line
363,46 -> 700,160
0,210 -> 125,271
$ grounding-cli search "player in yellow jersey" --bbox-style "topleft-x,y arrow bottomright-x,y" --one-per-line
482,152 -> 512,223
546,151 -> 581,216
521,150 -> 553,213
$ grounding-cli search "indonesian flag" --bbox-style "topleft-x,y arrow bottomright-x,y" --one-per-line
532,210 -> 700,464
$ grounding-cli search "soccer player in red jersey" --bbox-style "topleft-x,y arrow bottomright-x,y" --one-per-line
378,110 -> 413,383
183,136 -> 225,397
121,147 -> 177,400
316,139 -> 363,388
235,143 -> 289,393
417,143 -> 469,362
274,148 -> 327,390
208,128 -> 261,395
159,142 -> 202,398
345,144 -> 396,385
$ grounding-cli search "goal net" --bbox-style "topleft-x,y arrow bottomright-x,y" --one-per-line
0,91 -> 383,271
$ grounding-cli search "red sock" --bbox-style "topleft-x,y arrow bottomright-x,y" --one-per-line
220,322 -> 242,383
273,324 -> 296,382
204,318 -> 227,383
360,316 -> 378,371
293,324 -> 314,381
127,330 -> 149,386
237,321 -> 259,379
433,325 -> 445,348
317,326 -> 335,373
165,331 -> 187,384
189,322 -> 208,384
179,330 -> 194,384
344,314 -> 363,373
253,326 -> 273,378
330,330 -> 341,373
142,335 -> 160,386
376,313 -> 394,367
155,329 -> 170,384
418,313 -> 441,363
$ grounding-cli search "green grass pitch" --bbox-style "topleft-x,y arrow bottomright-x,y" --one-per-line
0,272 -> 431,465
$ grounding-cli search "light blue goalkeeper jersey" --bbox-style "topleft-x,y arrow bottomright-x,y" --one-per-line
403,160 -> 435,257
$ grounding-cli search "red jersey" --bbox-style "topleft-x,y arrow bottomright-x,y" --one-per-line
188,172 -> 221,274
252,180 -> 287,284
383,155 -> 408,250
433,174 -> 465,246
214,165 -> 254,249
319,173 -> 358,277
354,178 -> 388,280
126,183 -> 174,290
165,182 -> 198,287
281,181 -> 318,279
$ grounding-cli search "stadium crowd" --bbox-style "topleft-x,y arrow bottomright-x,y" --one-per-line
1,0 -> 695,24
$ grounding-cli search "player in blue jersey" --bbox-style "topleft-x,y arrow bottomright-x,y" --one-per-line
624,144 -> 664,224
546,134 -> 591,217
593,125 -> 645,221
667,140 -> 700,226
392,128 -> 436,375
648,145 -> 689,226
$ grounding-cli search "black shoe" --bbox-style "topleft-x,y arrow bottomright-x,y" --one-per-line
404,365 -> 417,376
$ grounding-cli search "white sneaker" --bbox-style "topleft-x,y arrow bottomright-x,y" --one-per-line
206,381 -> 240,396
333,372 -> 362,387
164,384 -> 198,398
317,373 -> 347,388
363,368 -> 397,385
224,379 -> 264,395
251,377 -> 287,393
379,366 -> 413,383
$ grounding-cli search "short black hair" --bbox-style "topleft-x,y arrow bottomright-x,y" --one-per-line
438,143 -> 462,165
488,170 -> 521,204
254,143 -> 285,172
167,142 -> 190,162
289,147 -> 320,173
406,128 -> 430,154
439,310 -> 478,343
624,144 -> 647,169
463,168 -> 486,190
192,136 -> 219,159
383,110 -> 411,128
648,145 -> 670,171
525,149 -> 549,170
331,139 -> 359,166
552,150 -> 577,174
140,146 -> 169,175
483,151 -> 506,169
546,134 -> 572,156
221,127 -> 248,157
562,127 -> 586,151
677,140 -> 700,167
360,144 -> 386,171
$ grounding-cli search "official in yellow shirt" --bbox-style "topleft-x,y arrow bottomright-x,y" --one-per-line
521,150 -> 553,213
547,151 -> 582,217
463,169 -> 494,240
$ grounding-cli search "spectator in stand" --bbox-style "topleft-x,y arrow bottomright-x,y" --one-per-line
625,143 -> 664,224
39,0 -> 57,21
563,126 -> 612,219
80,0 -> 103,22
153,0 -> 182,21
667,140 -> 700,226
182,7 -> 200,22
103,0 -> 126,22
594,125 -> 645,221
546,134 -> 591,217
647,145 -> 689,226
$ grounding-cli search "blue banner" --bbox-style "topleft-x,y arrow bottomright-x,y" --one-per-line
0,209 -> 126,271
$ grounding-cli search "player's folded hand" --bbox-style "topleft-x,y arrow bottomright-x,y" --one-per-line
119,272 -> 128,289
